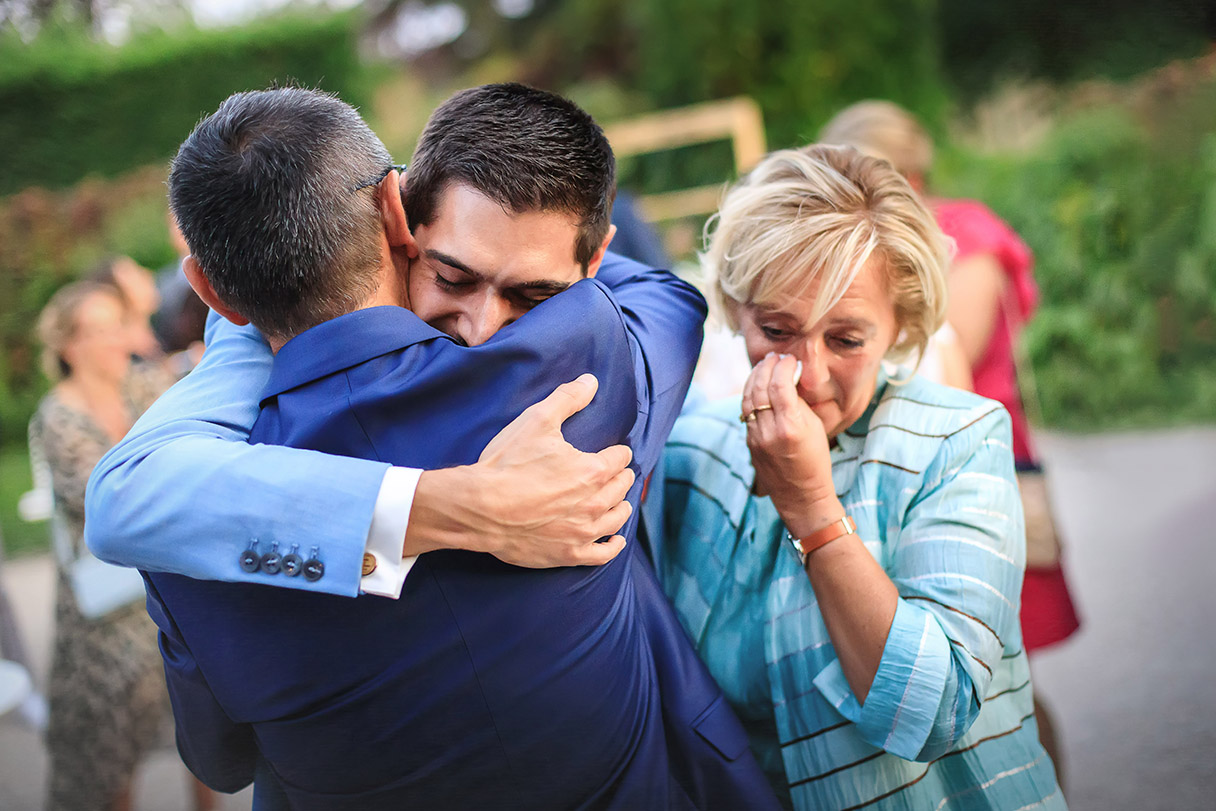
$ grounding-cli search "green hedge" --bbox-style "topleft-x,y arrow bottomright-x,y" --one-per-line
934,82 -> 1216,430
938,0 -> 1211,100
513,0 -> 949,177
0,12 -> 372,196
632,0 -> 949,150
0,11 -> 375,447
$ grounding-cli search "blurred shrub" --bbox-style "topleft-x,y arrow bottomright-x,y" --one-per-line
935,77 -> 1216,430
517,0 -> 950,158
0,167 -> 173,447
939,0 -> 1211,101
0,10 -> 375,447
632,0 -> 949,149
0,11 -> 371,196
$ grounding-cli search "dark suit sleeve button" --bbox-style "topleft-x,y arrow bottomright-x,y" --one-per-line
302,558 -> 325,582
239,549 -> 260,573
282,552 -> 303,577
260,547 -> 283,575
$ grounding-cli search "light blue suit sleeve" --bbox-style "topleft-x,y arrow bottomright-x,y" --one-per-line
84,312 -> 389,597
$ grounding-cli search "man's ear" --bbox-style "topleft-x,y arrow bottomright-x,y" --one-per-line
183,256 -> 249,326
379,169 -> 418,259
583,224 -> 617,279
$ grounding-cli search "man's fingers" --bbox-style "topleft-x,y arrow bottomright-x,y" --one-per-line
590,499 -> 634,540
577,535 -> 627,566
607,467 -> 637,504
593,444 -> 633,480
530,374 -> 599,427
584,467 -> 635,517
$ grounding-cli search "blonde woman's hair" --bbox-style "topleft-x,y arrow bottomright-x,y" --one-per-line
818,100 -> 934,180
36,281 -> 124,381
703,144 -> 949,362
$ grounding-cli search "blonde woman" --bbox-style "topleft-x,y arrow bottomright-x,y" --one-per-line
820,100 -> 1080,781
30,281 -> 211,811
646,146 -> 1064,809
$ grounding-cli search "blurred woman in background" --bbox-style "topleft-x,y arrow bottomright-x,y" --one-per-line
88,255 -> 164,362
31,281 -> 211,811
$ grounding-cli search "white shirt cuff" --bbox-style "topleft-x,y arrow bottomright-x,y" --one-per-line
360,466 -> 422,599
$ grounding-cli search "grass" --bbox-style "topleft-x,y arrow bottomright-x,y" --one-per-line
0,445 -> 48,559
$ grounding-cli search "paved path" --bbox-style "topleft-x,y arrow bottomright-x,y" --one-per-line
1030,427 -> 1216,810
1,427 -> 1213,809
0,547 -> 251,810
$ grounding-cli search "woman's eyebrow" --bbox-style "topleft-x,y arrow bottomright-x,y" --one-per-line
824,316 -> 878,334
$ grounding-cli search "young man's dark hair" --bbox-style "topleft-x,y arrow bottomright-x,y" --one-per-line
405,83 -> 616,271
168,87 -> 394,341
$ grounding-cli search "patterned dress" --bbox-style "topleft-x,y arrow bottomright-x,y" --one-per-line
29,364 -> 172,811
649,373 -> 1065,810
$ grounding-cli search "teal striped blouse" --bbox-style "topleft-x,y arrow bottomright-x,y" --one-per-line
650,373 -> 1066,810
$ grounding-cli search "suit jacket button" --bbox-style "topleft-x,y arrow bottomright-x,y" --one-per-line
260,545 -> 283,575
239,549 -> 260,573
303,557 -> 325,582
282,552 -> 303,577
361,553 -> 377,577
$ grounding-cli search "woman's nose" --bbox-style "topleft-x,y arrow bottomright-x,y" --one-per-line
794,339 -> 831,389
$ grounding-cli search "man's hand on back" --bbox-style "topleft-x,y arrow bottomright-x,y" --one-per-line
405,374 -> 635,567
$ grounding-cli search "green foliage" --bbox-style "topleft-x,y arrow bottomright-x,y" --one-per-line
632,0 -> 949,150
938,0 -> 1211,100
513,0 -> 949,169
0,10 -> 375,447
0,446 -> 45,558
0,11 -> 371,196
935,85 -> 1216,430
0,168 -> 174,447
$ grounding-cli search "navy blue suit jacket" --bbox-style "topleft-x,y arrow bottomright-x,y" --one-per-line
144,255 -> 780,809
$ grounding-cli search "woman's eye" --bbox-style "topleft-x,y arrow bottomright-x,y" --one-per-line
830,335 -> 864,350
760,326 -> 790,341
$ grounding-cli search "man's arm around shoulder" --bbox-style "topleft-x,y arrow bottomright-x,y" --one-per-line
86,313 -> 388,596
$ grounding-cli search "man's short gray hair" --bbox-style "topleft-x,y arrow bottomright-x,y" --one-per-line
169,87 -> 392,341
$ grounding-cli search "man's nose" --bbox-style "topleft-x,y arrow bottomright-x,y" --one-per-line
461,295 -> 515,347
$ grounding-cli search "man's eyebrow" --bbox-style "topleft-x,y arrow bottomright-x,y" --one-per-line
511,280 -> 573,294
425,250 -> 484,280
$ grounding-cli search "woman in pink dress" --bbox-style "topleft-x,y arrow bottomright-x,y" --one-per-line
820,99 -> 1080,785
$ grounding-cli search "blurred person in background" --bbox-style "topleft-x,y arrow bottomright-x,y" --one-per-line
820,100 -> 1080,785
609,189 -> 671,270
644,146 -> 1064,810
154,213 -> 209,374
30,281 -> 214,811
87,255 -> 165,362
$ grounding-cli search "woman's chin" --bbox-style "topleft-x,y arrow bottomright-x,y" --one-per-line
809,402 -> 840,430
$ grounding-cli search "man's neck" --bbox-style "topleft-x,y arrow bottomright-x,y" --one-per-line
266,261 -> 405,354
